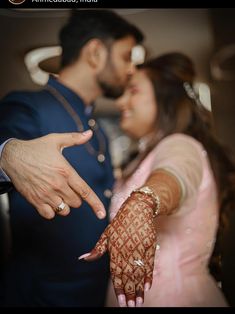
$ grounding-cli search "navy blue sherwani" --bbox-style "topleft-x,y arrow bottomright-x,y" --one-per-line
0,77 -> 114,306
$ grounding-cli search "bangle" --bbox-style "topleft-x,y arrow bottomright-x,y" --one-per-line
132,186 -> 160,218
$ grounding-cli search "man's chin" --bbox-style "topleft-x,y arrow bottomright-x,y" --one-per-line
102,85 -> 124,99
104,91 -> 123,99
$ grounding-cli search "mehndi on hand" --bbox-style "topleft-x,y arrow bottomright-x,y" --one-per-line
79,191 -> 158,307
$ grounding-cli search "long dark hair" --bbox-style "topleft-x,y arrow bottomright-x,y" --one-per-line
123,52 -> 235,282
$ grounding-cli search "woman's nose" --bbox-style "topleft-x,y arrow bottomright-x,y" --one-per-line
116,94 -> 128,110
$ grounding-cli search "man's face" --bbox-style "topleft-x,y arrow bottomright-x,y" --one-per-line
97,36 -> 137,99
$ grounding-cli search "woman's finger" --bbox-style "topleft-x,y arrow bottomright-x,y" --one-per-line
134,260 -> 145,307
78,231 -> 108,261
144,244 -> 156,291
122,260 -> 136,307
110,254 -> 126,307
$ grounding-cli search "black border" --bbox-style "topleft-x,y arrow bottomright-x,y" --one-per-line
0,0 -> 234,9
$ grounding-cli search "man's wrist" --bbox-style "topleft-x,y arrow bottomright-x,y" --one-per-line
0,138 -> 16,182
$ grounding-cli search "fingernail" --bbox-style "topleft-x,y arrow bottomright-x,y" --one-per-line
136,297 -> 143,307
82,130 -> 92,136
127,300 -> 135,307
144,282 -> 150,291
118,295 -> 126,307
97,210 -> 106,219
78,253 -> 91,260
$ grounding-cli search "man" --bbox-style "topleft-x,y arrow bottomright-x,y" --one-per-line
0,9 -> 144,306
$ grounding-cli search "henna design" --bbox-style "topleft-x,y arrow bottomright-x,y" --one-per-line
84,192 -> 157,306
82,169 -> 182,307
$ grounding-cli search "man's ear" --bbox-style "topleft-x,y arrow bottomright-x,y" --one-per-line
85,39 -> 108,71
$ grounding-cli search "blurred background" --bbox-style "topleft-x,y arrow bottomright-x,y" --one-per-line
0,9 -> 235,162
0,8 -> 235,305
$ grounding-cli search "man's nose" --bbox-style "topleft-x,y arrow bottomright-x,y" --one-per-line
127,62 -> 136,76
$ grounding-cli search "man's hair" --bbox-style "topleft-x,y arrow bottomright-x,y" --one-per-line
59,9 -> 144,68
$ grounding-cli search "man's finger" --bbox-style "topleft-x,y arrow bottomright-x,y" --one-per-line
59,187 -> 82,209
46,178 -> 83,209
37,204 -> 56,220
68,170 -> 106,219
44,195 -> 70,216
52,130 -> 93,151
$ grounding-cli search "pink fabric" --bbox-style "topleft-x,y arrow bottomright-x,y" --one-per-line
107,133 -> 228,307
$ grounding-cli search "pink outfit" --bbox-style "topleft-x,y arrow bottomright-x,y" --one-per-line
106,133 -> 228,307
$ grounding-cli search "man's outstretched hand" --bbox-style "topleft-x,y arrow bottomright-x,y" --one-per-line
0,130 -> 106,220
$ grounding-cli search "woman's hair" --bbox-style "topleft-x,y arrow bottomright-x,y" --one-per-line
124,52 -> 235,281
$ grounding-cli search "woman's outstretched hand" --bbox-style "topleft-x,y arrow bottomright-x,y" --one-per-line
79,192 -> 157,307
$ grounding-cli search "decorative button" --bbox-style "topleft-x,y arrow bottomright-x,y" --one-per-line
97,154 -> 105,163
88,119 -> 96,128
104,189 -> 113,198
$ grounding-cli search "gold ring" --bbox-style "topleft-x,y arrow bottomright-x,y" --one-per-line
55,201 -> 66,213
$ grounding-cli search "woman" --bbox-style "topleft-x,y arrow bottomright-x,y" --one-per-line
80,53 -> 234,307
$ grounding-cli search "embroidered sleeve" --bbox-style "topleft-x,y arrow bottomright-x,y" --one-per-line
152,134 -> 203,205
